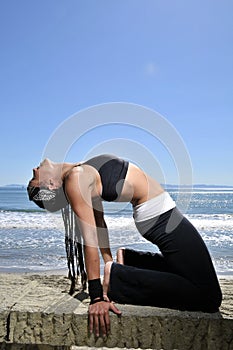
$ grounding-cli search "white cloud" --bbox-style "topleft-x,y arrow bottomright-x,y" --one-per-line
144,62 -> 159,77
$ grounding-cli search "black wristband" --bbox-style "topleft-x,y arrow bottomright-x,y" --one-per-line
88,278 -> 103,303
90,296 -> 105,305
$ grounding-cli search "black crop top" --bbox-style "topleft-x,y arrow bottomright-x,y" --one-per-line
84,154 -> 129,202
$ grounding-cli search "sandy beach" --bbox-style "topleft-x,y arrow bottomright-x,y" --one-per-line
0,271 -> 232,317
0,272 -> 232,349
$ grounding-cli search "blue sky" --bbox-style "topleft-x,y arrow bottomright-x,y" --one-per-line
0,0 -> 232,186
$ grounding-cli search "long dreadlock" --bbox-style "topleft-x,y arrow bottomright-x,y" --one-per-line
61,205 -> 87,295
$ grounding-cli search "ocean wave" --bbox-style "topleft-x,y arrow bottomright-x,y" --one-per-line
0,212 -> 232,275
0,211 -> 64,229
187,214 -> 233,230
1,211 -> 233,232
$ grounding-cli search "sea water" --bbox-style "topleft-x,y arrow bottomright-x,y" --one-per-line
0,186 -> 232,275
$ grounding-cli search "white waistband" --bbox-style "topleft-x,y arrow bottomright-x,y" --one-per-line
133,191 -> 176,222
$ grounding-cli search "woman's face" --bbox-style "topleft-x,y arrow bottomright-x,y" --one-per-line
30,158 -> 54,187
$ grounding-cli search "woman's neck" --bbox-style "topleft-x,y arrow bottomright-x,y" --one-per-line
61,162 -> 77,180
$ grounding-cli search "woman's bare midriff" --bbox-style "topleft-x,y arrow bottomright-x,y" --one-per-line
120,163 -> 164,206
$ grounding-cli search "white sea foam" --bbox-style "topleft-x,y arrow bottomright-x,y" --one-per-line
1,211 -> 232,235
0,210 -> 232,274
188,214 -> 233,231
0,211 -> 64,230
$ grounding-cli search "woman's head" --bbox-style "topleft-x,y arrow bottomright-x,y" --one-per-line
27,159 -> 68,212
27,185 -> 68,212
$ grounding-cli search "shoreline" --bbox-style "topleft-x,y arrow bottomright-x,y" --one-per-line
0,267 -> 68,275
0,267 -> 232,280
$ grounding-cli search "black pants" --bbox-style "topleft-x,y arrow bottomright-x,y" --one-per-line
108,208 -> 222,312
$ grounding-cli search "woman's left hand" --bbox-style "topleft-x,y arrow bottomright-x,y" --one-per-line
88,300 -> 122,337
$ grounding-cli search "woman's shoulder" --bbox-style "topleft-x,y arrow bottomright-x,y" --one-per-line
66,163 -> 98,184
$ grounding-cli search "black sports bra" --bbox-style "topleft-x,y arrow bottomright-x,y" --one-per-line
84,154 -> 129,202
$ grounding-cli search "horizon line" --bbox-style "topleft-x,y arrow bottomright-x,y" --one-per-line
1,183 -> 233,188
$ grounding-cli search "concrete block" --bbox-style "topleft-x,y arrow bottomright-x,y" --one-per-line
0,274 -> 232,350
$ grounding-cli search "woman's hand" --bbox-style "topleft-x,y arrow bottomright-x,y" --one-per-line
88,300 -> 121,337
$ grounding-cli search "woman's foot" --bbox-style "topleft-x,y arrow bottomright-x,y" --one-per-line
116,247 -> 125,265
103,261 -> 113,299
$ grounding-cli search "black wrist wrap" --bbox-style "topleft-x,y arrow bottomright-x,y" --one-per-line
88,278 -> 103,303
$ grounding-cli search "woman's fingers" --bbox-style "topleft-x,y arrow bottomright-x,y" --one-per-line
94,314 -> 100,337
88,311 -> 94,334
88,301 -> 122,337
88,301 -> 110,337
109,302 -> 122,315
99,310 -> 110,336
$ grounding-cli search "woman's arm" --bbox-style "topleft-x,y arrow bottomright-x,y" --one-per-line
65,167 -> 121,337
92,197 -> 113,264
65,168 -> 100,280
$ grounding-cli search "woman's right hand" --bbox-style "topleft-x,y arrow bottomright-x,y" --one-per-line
88,300 -> 121,337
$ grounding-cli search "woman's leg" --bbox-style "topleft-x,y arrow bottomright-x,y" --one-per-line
108,262 -> 207,311
117,247 -> 170,272
142,208 -> 222,310
108,208 -> 222,312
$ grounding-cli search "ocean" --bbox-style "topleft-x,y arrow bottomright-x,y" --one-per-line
0,186 -> 232,276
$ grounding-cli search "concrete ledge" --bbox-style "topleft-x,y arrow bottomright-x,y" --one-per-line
0,274 -> 232,350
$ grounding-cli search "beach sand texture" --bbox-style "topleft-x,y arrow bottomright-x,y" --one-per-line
0,273 -> 232,349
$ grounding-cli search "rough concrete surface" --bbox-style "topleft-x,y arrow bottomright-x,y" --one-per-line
0,274 -> 232,350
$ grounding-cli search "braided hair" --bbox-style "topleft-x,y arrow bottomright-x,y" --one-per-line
27,185 -> 87,294
62,205 -> 87,295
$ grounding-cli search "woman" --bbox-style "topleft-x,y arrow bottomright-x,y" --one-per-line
27,154 -> 222,337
